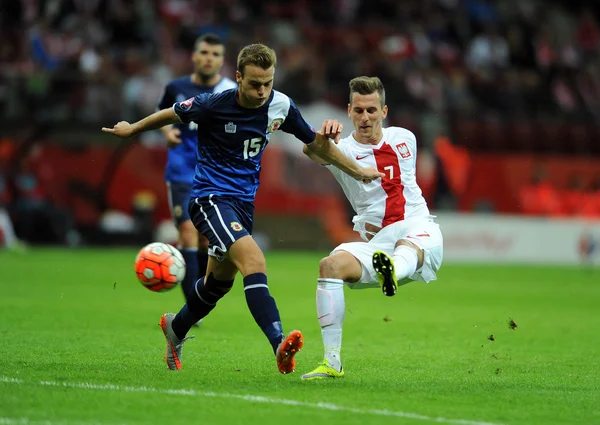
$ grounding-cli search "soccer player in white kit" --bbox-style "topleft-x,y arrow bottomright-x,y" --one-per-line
301,76 -> 444,380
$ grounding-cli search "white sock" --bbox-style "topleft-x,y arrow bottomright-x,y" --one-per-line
392,245 -> 419,281
0,209 -> 16,246
316,278 -> 345,372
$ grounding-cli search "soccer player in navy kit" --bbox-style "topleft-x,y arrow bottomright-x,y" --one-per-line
158,33 -> 237,304
103,43 -> 384,374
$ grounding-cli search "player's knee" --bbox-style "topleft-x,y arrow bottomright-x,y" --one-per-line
396,239 -> 424,268
230,247 -> 266,275
242,254 -> 266,274
319,256 -> 343,279
228,236 -> 267,275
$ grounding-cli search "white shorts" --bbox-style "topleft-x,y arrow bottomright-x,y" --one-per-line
332,216 -> 443,289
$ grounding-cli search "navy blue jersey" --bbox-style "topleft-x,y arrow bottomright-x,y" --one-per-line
173,89 -> 316,203
158,75 -> 237,183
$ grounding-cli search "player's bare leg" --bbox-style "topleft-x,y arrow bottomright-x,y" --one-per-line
302,251 -> 361,380
227,235 -> 303,374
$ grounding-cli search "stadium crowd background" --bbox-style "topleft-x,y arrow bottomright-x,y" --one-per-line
0,0 -> 599,247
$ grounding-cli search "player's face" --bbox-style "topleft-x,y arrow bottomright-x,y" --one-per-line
192,42 -> 225,79
348,93 -> 388,142
236,65 -> 274,108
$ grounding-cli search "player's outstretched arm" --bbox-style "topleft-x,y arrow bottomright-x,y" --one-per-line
102,108 -> 182,139
302,144 -> 329,165
307,120 -> 384,184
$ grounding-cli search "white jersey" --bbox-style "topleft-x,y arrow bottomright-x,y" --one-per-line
325,126 -> 430,241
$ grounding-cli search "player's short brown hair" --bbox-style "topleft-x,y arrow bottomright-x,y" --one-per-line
195,33 -> 223,50
237,43 -> 277,76
349,76 -> 386,107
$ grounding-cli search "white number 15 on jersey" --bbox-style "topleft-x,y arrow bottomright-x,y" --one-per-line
243,137 -> 263,159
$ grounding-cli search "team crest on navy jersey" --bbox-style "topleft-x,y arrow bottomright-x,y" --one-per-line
396,142 -> 411,158
225,122 -> 237,133
268,118 -> 284,133
230,221 -> 243,231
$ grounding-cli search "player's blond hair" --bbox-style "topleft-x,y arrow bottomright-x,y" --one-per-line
237,44 -> 277,76
349,76 -> 386,107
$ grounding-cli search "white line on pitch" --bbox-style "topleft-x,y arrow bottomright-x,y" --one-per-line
0,418 -> 123,425
0,376 -> 506,425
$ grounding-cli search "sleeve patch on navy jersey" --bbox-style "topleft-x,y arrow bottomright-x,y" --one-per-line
180,97 -> 194,110
268,118 -> 284,133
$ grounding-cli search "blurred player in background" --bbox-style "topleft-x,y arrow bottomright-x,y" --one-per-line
158,33 -> 237,305
301,76 -> 444,380
0,173 -> 19,250
103,44 -> 384,374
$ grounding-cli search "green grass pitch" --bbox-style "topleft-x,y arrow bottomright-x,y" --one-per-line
0,248 -> 598,425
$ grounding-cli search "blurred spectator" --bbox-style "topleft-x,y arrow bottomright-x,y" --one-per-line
405,66 -> 446,112
535,24 -> 559,71
433,136 -> 471,209
506,22 -> 536,69
13,161 -> 78,246
466,0 -> 499,25
445,68 -> 476,112
276,43 -> 321,105
576,8 -> 600,55
551,71 -> 580,114
580,176 -> 600,219
519,165 -> 565,217
466,24 -> 509,70
575,63 -> 600,119
562,173 -> 586,215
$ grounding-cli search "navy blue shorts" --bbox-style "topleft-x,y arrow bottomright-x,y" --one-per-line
166,181 -> 192,226
188,195 -> 254,260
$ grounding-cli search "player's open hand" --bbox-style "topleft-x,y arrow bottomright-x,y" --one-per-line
319,119 -> 344,143
101,121 -> 134,138
356,166 -> 385,184
165,128 -> 182,148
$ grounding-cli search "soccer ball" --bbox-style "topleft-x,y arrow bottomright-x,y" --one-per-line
134,242 -> 186,292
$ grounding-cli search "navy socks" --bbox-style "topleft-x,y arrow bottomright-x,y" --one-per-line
243,273 -> 284,354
